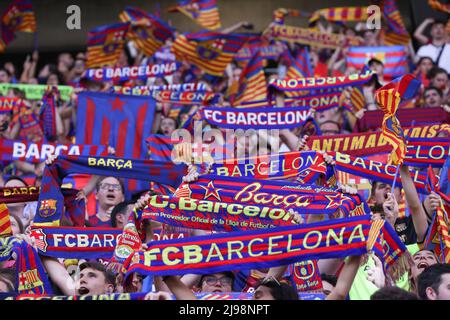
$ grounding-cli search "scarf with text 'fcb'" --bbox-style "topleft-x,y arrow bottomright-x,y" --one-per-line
210,151 -> 334,184
34,155 -> 187,226
174,175 -> 371,217
268,70 -> 374,94
1,291 -> 253,300
332,152 -> 434,194
201,106 -> 311,130
265,24 -> 363,49
122,215 -> 406,278
111,87 -> 221,105
0,237 -> 53,294
375,74 -> 421,165
0,138 -> 108,164
307,132 -> 450,167
0,186 -> 86,227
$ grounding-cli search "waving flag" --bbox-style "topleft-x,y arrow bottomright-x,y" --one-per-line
347,46 -> 407,81
0,24 -> 15,52
119,7 -> 174,58
171,31 -> 248,76
424,204 -> 450,263
233,51 -> 267,105
378,0 -> 410,46
0,204 -> 12,237
375,74 -> 421,165
285,47 -> 314,98
86,22 -> 130,68
75,92 -> 155,160
2,0 -> 36,33
146,134 -> 175,162
309,7 -> 368,24
169,0 -> 221,30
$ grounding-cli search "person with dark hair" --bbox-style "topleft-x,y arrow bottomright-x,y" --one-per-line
254,278 -> 298,300
416,20 -> 450,74
0,68 -> 11,83
319,120 -> 341,136
0,268 -> 15,292
321,273 -> 338,296
110,200 -> 136,229
371,286 -> 419,300
417,263 -> 450,300
76,261 -> 116,296
409,249 -> 439,294
368,58 -> 385,83
423,86 -> 444,108
87,176 -> 125,227
428,67 -> 449,101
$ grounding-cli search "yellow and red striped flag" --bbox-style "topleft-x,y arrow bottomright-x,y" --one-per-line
86,22 -> 130,69
428,0 -> 450,34
171,31 -> 248,77
2,0 -> 36,33
169,0 -> 221,30
375,74 -> 420,165
0,203 -> 12,237
378,0 -> 411,46
119,7 -> 175,58
309,7 -> 369,24
273,8 -> 301,24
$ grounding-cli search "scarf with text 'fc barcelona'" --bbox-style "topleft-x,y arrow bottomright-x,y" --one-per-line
122,215 -> 406,279
174,175 -> 371,217
201,106 -> 311,130
210,151 -> 333,183
34,155 -> 187,226
332,152 -> 434,194
0,237 -> 53,295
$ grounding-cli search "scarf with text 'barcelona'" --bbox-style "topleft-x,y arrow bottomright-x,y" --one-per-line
123,215 -> 406,278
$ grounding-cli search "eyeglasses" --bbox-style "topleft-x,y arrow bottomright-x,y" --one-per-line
203,276 -> 232,286
99,183 -> 122,191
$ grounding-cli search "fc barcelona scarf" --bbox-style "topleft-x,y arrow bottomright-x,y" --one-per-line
175,175 -> 371,217
115,89 -> 221,106
332,152 -> 433,194
30,226 -> 122,259
201,106 -> 311,130
0,237 -> 53,294
264,24 -> 363,49
268,70 -> 374,94
0,138 -> 108,164
210,151 -> 332,183
35,155 -> 187,226
39,87 -> 59,141
0,204 -> 12,237
307,132 -> 450,167
123,216 -> 406,278
86,62 -> 179,82
309,7 -> 368,23
0,84 -> 73,102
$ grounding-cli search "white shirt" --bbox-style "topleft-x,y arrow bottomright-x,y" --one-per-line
417,43 -> 450,74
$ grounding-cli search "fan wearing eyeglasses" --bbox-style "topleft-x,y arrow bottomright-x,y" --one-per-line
198,272 -> 234,293
86,176 -> 125,227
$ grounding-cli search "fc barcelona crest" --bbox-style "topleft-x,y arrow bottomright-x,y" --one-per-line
38,199 -> 57,218
196,39 -> 224,60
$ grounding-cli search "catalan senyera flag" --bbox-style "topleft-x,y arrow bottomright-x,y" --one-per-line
2,0 -> 36,33
285,47 -> 314,98
0,203 -> 12,237
309,7 -> 369,24
86,22 -> 130,69
0,24 -> 15,53
119,7 -> 174,58
424,204 -> 450,263
428,0 -> 450,13
233,51 -> 267,106
378,0 -> 410,46
171,31 -> 249,76
169,0 -> 221,30
273,8 -> 301,24
375,74 -> 421,165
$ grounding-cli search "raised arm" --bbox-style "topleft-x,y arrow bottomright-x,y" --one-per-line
163,275 -> 198,300
413,18 -> 434,45
40,256 -> 76,296
326,255 -> 361,300
399,164 -> 429,242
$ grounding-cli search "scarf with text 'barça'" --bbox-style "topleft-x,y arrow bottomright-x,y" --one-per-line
0,237 -> 53,295
0,186 -> 86,227
175,175 -> 371,217
34,155 -> 187,226
210,151 -> 334,184
0,138 -> 108,164
332,152 -> 435,194
123,216 -> 406,278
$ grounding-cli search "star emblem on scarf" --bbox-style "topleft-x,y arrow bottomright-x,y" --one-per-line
325,194 -> 346,209
200,181 -> 222,201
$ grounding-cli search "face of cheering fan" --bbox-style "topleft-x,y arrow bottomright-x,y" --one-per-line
200,272 -> 233,293
96,177 -> 125,209
160,117 -> 177,136
411,250 -> 438,281
76,267 -> 113,296
424,88 -> 443,108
